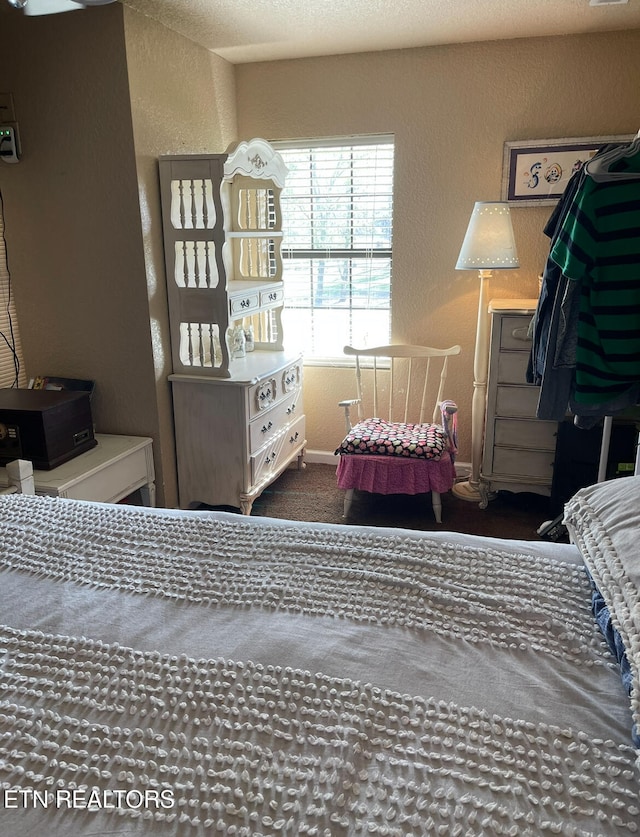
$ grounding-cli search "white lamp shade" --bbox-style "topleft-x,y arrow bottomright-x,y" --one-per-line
456,201 -> 519,270
18,0 -> 115,13
21,0 -> 83,12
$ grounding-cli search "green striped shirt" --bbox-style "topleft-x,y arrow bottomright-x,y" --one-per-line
550,174 -> 640,407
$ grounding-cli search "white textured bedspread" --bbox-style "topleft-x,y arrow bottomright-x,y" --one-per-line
0,494 -> 638,836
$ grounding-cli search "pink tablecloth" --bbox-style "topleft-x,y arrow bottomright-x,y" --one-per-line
336,451 -> 456,495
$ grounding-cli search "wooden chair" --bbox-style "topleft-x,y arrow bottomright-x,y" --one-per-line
335,344 -> 461,522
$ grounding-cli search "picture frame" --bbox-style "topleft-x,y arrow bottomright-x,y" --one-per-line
501,135 -> 635,206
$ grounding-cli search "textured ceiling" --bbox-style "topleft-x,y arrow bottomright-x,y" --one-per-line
117,0 -> 640,63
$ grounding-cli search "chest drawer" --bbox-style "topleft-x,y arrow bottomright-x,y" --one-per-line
250,414 -> 306,486
260,287 -> 284,308
491,447 -> 555,479
497,351 -> 530,384
495,384 -> 540,418
249,385 -> 303,452
499,315 -> 532,350
493,418 -> 557,451
248,359 -> 303,419
229,289 -> 260,317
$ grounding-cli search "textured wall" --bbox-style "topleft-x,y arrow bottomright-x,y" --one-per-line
235,30 -> 640,461
0,4 -> 237,506
123,7 -> 238,506
0,6 -> 156,454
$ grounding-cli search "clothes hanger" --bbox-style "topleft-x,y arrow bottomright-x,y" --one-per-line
585,133 -> 640,182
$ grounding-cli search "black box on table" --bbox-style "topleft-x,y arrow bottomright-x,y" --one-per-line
0,388 -> 96,470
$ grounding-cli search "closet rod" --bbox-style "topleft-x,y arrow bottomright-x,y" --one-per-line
597,416 -> 612,483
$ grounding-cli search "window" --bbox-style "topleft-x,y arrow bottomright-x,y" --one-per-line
274,136 -> 394,361
0,192 -> 24,388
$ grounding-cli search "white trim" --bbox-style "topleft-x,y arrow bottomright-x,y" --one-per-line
302,357 -> 389,370
304,449 -> 339,466
272,133 -> 394,150
454,461 -> 471,481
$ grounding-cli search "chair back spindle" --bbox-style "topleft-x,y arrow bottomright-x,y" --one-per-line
342,344 -> 461,429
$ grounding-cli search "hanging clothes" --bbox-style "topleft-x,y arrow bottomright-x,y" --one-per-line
551,138 -> 640,421
530,138 -> 640,426
527,163 -> 586,420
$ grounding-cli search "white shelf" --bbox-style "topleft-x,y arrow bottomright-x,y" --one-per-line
227,230 -> 283,238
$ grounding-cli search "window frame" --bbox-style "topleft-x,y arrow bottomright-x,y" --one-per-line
272,135 -> 394,365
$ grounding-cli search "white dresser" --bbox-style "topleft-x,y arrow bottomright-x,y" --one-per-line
479,300 -> 558,507
159,139 -> 306,513
171,353 -> 304,514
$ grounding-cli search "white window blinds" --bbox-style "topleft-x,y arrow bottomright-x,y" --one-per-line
274,136 -> 394,361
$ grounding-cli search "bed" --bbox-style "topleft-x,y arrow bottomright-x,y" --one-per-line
0,476 -> 638,836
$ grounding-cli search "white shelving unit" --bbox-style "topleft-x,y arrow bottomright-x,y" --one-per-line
159,139 -> 306,513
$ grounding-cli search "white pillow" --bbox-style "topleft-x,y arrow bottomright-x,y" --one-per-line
564,476 -> 640,751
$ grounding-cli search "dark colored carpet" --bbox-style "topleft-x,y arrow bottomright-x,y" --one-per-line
249,462 -> 554,540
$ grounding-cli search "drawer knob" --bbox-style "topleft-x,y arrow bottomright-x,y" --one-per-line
290,431 -> 299,444
261,421 -> 273,433
286,404 -> 296,415
511,326 -> 530,342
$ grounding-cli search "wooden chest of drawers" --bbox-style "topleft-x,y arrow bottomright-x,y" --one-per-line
479,301 -> 558,507
171,353 -> 305,514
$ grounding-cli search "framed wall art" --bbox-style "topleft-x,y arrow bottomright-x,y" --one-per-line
501,135 -> 635,206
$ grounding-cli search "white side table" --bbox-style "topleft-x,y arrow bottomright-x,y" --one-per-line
0,434 -> 155,506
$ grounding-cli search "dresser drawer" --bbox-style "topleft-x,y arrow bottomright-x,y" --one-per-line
250,414 -> 306,486
281,359 -> 302,393
249,386 -> 303,452
497,351 -> 530,384
248,359 -> 304,419
249,374 -> 278,416
499,316 -> 533,350
229,289 -> 260,317
492,447 -> 554,479
495,385 -> 540,418
494,417 -> 557,451
260,287 -> 284,308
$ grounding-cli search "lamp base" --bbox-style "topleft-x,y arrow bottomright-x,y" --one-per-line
452,480 -> 482,503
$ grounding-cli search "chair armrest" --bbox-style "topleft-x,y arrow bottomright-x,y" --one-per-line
440,400 -> 458,457
338,399 -> 361,434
